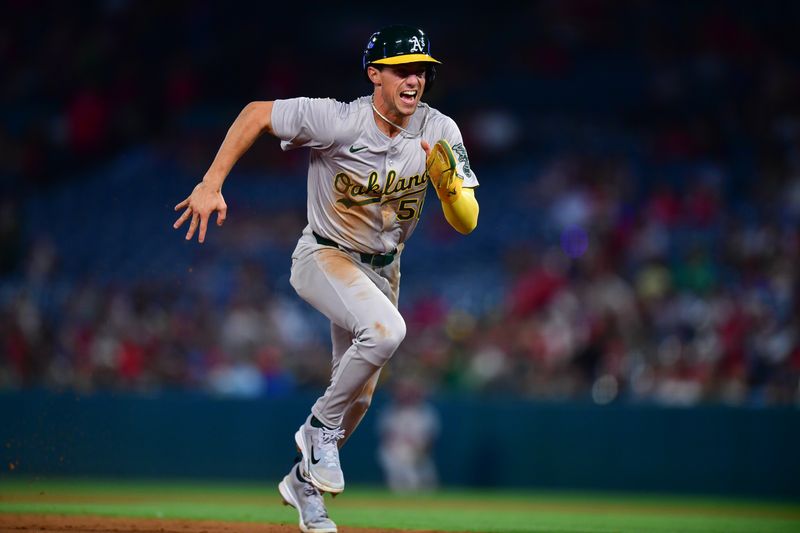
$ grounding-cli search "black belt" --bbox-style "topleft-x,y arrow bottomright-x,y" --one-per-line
313,231 -> 396,267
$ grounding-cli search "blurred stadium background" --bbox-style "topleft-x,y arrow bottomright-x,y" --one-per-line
1,0 -> 799,505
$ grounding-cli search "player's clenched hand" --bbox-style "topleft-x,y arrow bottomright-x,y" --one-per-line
173,181 -> 227,243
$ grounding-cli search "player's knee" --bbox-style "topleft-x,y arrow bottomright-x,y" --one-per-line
379,315 -> 406,352
361,314 -> 406,359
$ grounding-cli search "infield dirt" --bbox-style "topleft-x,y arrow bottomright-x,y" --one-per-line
1,514 -> 451,533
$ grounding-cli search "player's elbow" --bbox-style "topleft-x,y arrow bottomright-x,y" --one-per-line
242,101 -> 274,135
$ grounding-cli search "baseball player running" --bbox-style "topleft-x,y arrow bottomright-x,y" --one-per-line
173,25 -> 479,533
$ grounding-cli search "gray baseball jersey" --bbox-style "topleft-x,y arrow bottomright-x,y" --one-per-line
271,96 -> 479,254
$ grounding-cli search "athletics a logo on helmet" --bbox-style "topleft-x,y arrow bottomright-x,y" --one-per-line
362,25 -> 440,70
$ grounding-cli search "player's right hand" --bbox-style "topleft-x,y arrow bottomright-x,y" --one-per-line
173,181 -> 227,243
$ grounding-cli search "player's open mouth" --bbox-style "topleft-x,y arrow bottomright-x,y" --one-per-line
400,90 -> 417,104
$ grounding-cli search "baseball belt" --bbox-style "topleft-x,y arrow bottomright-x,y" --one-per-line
313,231 -> 396,268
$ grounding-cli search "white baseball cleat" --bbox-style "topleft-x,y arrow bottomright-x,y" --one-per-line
279,463 -> 338,533
295,417 -> 346,494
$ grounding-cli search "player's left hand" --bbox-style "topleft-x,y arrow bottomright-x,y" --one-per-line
173,181 -> 227,243
422,139 -> 462,204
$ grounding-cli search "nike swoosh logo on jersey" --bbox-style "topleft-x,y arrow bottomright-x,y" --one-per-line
311,446 -> 321,464
349,145 -> 368,153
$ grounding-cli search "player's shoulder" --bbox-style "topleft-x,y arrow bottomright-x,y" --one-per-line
275,96 -> 357,117
311,95 -> 374,121
423,103 -> 450,120
423,104 -> 462,137
343,95 -> 374,116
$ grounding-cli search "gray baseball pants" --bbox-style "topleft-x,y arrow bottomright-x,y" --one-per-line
289,225 -> 405,434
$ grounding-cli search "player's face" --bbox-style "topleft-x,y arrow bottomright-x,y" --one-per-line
375,63 -> 427,117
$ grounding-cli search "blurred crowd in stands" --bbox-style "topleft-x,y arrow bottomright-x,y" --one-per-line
1,1 -> 798,405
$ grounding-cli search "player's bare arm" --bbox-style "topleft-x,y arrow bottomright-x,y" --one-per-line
173,101 -> 275,243
421,140 -> 479,234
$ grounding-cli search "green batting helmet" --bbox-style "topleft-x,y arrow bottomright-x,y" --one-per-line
362,25 -> 440,90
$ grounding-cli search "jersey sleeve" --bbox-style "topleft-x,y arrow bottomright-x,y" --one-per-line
441,118 -> 479,188
271,97 -> 344,151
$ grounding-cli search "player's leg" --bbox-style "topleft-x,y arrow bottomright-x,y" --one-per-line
333,249 -> 401,448
292,247 -> 404,427
290,245 -> 405,492
340,369 -> 380,448
276,307 -> 381,531
331,323 -> 381,449
277,325 -> 377,530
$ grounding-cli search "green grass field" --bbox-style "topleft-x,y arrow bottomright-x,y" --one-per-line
1,478 -> 798,533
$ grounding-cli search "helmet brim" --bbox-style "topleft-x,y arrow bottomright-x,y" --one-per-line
370,54 -> 441,66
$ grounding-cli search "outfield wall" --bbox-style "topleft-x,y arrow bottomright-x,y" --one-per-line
2,390 -> 798,498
